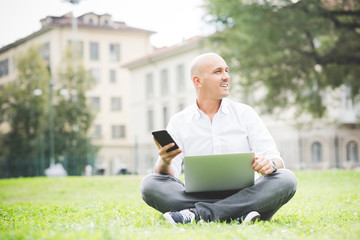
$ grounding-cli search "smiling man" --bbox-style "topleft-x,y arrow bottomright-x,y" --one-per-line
140,53 -> 297,225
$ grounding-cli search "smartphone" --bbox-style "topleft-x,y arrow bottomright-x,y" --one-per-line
151,130 -> 179,153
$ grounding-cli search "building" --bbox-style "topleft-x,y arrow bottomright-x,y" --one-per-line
125,37 -> 360,174
0,12 -> 154,175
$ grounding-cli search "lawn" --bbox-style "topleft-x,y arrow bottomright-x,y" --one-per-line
0,170 -> 359,240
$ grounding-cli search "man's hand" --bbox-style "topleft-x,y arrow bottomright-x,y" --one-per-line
153,137 -> 182,175
252,156 -> 275,175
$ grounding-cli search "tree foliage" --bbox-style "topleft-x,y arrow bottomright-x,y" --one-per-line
204,0 -> 360,118
0,46 -> 49,176
53,47 -> 98,175
0,46 -> 97,177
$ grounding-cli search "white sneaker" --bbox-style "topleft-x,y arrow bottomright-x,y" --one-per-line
163,209 -> 196,226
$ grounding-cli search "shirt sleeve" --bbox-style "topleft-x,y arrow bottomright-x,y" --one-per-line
244,106 -> 285,167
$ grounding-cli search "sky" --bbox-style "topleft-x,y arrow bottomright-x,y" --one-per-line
0,0 -> 210,49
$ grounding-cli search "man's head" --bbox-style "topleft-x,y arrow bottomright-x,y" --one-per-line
190,53 -> 230,101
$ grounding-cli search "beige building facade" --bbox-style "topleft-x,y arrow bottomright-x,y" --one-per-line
0,12 -> 154,175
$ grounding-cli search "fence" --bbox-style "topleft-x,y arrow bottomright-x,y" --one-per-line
1,155 -> 94,178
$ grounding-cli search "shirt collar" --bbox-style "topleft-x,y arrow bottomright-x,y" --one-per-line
219,98 -> 230,115
193,98 -> 230,121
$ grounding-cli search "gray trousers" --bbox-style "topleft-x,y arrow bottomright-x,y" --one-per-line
140,169 -> 297,222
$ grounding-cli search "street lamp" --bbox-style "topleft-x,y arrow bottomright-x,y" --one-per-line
48,80 -> 55,167
44,77 -> 68,177
32,88 -> 45,176
64,0 -> 81,57
43,0 -> 81,177
33,89 -> 43,96
34,67 -> 68,177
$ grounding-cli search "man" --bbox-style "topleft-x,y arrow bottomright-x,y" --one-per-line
140,53 -> 297,225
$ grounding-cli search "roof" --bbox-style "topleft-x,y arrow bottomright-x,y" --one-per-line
0,12 -> 155,54
40,12 -> 155,34
0,27 -> 53,54
123,36 -> 204,69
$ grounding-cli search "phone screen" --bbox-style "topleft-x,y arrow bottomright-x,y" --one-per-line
152,130 -> 179,153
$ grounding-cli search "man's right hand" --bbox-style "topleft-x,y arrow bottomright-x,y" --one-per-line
153,137 -> 182,175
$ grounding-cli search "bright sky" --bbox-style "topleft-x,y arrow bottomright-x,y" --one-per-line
0,0 -> 210,48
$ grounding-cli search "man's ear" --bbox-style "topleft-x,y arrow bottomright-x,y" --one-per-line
193,75 -> 201,87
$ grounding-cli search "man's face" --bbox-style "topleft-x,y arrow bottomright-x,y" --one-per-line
197,55 -> 230,100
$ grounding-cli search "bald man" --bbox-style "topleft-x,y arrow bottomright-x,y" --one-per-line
140,53 -> 297,225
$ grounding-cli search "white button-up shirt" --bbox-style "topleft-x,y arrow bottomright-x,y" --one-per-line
157,98 -> 284,177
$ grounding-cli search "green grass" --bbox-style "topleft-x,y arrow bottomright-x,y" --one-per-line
0,170 -> 360,239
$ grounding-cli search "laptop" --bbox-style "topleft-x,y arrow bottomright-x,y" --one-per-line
184,153 -> 255,193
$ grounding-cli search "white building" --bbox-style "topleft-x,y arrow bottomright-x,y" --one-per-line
0,12 -> 154,175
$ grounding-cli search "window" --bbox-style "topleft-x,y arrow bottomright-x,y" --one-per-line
94,125 -> 102,139
112,125 -> 126,139
89,97 -> 101,110
161,69 -> 169,95
147,109 -> 154,132
146,73 -> 154,99
111,97 -> 122,111
163,106 -> 169,128
176,64 -> 185,92
40,43 -> 50,63
109,69 -> 116,83
311,142 -> 322,163
68,40 -> 83,57
347,141 -> 359,162
90,42 -> 99,60
109,43 -> 120,61
90,68 -> 101,83
0,59 -> 9,78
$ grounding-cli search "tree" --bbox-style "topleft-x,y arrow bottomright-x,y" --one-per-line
53,47 -> 98,175
204,0 -> 360,118
0,46 -> 49,177
0,45 -> 98,177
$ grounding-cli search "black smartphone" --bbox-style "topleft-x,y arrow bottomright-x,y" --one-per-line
151,130 -> 179,153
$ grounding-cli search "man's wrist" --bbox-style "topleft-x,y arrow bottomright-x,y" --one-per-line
161,158 -> 171,167
270,160 -> 277,173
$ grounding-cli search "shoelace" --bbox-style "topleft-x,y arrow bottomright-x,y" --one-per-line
180,210 -> 194,223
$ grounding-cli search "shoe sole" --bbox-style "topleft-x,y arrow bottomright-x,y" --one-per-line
243,211 -> 260,223
163,212 -> 177,226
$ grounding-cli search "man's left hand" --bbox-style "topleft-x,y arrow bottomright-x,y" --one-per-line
252,156 -> 275,175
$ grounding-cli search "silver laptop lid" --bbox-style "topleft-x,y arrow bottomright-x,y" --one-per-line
184,153 -> 255,193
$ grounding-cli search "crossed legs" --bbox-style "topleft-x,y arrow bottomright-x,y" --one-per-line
140,169 -> 297,222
